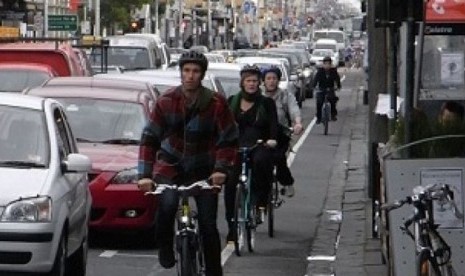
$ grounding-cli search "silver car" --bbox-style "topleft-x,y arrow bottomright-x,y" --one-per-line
0,93 -> 92,275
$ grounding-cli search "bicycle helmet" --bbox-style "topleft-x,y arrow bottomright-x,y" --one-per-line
178,50 -> 209,73
261,65 -> 282,80
240,64 -> 262,78
323,56 -> 332,63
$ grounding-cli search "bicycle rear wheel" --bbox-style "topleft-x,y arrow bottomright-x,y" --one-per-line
180,236 -> 196,276
322,103 -> 330,135
233,185 -> 245,256
246,206 -> 256,252
267,182 -> 276,238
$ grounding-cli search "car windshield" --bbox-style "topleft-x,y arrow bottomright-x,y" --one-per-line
0,69 -> 51,92
314,32 -> 344,43
58,98 -> 147,144
0,106 -> 49,167
216,77 -> 240,97
313,50 -> 334,57
238,63 -> 286,81
91,47 -> 150,70
315,44 -> 337,51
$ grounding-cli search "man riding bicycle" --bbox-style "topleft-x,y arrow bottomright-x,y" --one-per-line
137,51 -> 239,276
262,65 -> 303,197
313,56 -> 341,123
224,64 -> 278,242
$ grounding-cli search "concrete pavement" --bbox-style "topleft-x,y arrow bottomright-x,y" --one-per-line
306,76 -> 388,275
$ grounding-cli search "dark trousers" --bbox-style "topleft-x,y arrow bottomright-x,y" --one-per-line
155,179 -> 222,276
224,147 -> 274,225
273,140 -> 294,186
316,92 -> 337,121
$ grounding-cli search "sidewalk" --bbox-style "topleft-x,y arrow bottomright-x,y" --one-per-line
306,86 -> 388,275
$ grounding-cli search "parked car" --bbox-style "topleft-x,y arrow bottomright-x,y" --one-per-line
25,84 -> 159,242
207,63 -> 243,97
0,63 -> 57,92
0,42 -> 87,76
125,33 -> 172,70
0,93 -> 92,274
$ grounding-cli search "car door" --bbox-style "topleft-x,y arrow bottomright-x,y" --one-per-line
53,106 -> 89,253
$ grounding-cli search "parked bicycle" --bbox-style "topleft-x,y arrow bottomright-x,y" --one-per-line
382,184 -> 462,276
145,180 -> 220,276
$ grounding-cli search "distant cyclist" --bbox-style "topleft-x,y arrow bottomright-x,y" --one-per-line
262,65 -> 303,197
137,51 -> 239,276
224,64 -> 278,242
312,56 -> 341,123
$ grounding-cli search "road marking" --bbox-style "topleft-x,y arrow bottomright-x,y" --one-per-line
307,255 -> 336,261
99,250 -> 118,258
221,244 -> 235,266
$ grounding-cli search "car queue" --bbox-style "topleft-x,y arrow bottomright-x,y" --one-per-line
0,32 -> 350,275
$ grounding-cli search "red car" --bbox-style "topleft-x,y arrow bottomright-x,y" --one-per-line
0,63 -> 57,92
25,78 -> 159,241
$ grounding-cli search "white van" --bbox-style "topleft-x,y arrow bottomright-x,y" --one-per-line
125,33 -> 172,70
104,35 -> 163,70
314,39 -> 340,64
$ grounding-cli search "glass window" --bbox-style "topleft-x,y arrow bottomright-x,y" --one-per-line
0,105 -> 49,166
58,99 -> 147,144
0,69 -> 51,92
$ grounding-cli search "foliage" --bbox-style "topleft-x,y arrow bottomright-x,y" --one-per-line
100,0 -> 152,30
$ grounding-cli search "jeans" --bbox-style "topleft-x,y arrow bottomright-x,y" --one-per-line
224,147 -> 274,225
316,91 -> 337,121
273,140 -> 294,186
155,176 -> 222,276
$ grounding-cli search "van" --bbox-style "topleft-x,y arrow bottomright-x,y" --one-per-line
0,42 -> 88,76
124,33 -> 172,69
101,35 -> 163,71
314,39 -> 340,64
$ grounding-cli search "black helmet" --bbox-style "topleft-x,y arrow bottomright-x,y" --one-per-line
261,65 -> 282,80
323,56 -> 332,63
179,50 -> 209,72
240,64 -> 262,78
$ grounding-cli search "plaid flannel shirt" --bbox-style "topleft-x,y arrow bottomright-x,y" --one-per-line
138,86 -> 239,183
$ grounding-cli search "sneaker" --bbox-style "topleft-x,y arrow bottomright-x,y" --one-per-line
283,185 -> 295,197
226,229 -> 237,243
158,246 -> 175,269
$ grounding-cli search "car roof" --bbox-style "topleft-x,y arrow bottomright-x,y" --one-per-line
106,36 -> 152,47
235,57 -> 283,65
315,39 -> 338,44
208,63 -> 242,71
0,62 -> 56,74
42,76 -> 152,91
0,93 -> 47,110
95,73 -> 180,85
26,85 -> 151,103
0,42 -> 72,51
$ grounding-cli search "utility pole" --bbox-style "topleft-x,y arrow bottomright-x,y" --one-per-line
207,0 -> 212,50
154,0 -> 159,34
44,0 -> 49,37
404,0 -> 416,151
178,0 -> 183,48
95,0 -> 100,36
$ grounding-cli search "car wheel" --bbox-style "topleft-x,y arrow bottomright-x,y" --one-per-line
47,232 -> 67,276
67,236 -> 88,276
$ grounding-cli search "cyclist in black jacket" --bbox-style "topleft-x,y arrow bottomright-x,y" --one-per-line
312,56 -> 341,123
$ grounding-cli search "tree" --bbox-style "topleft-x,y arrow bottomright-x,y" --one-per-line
100,0 -> 151,32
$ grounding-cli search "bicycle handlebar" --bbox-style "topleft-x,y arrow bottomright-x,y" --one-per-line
144,180 -> 221,196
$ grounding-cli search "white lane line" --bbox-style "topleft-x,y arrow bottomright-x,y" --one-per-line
99,250 -> 118,258
287,117 -> 316,166
220,117 -> 317,266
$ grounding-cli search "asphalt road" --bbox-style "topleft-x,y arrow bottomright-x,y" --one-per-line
86,67 -> 364,276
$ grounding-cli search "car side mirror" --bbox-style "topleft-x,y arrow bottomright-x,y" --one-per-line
63,153 -> 92,173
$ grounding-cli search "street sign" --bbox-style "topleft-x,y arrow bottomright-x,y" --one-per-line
48,15 -> 78,31
34,14 -> 44,32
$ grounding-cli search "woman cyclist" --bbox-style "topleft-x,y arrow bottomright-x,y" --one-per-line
262,65 -> 303,197
224,64 -> 278,242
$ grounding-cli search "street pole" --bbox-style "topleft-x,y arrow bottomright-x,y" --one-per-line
44,0 -> 49,37
232,0 -> 236,49
178,0 -> 183,48
388,24 -> 398,135
95,0 -> 100,36
207,0 -> 212,50
404,0 -> 415,152
154,0 -> 159,34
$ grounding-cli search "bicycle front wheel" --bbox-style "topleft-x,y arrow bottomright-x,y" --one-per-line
180,236 -> 195,276
246,207 -> 256,252
233,185 -> 245,256
417,249 -> 442,276
267,183 -> 276,238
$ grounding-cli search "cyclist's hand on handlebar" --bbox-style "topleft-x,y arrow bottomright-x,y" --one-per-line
266,139 -> 277,148
293,123 -> 303,135
209,172 -> 227,186
137,178 -> 155,193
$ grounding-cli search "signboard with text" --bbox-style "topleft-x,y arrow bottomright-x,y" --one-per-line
426,1 -> 465,35
48,15 -> 78,31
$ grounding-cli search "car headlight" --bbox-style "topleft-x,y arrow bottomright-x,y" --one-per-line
303,69 -> 311,78
112,167 -> 138,184
1,196 -> 52,222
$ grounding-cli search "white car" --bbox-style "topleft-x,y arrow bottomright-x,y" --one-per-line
0,93 -> 91,275
310,49 -> 339,67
